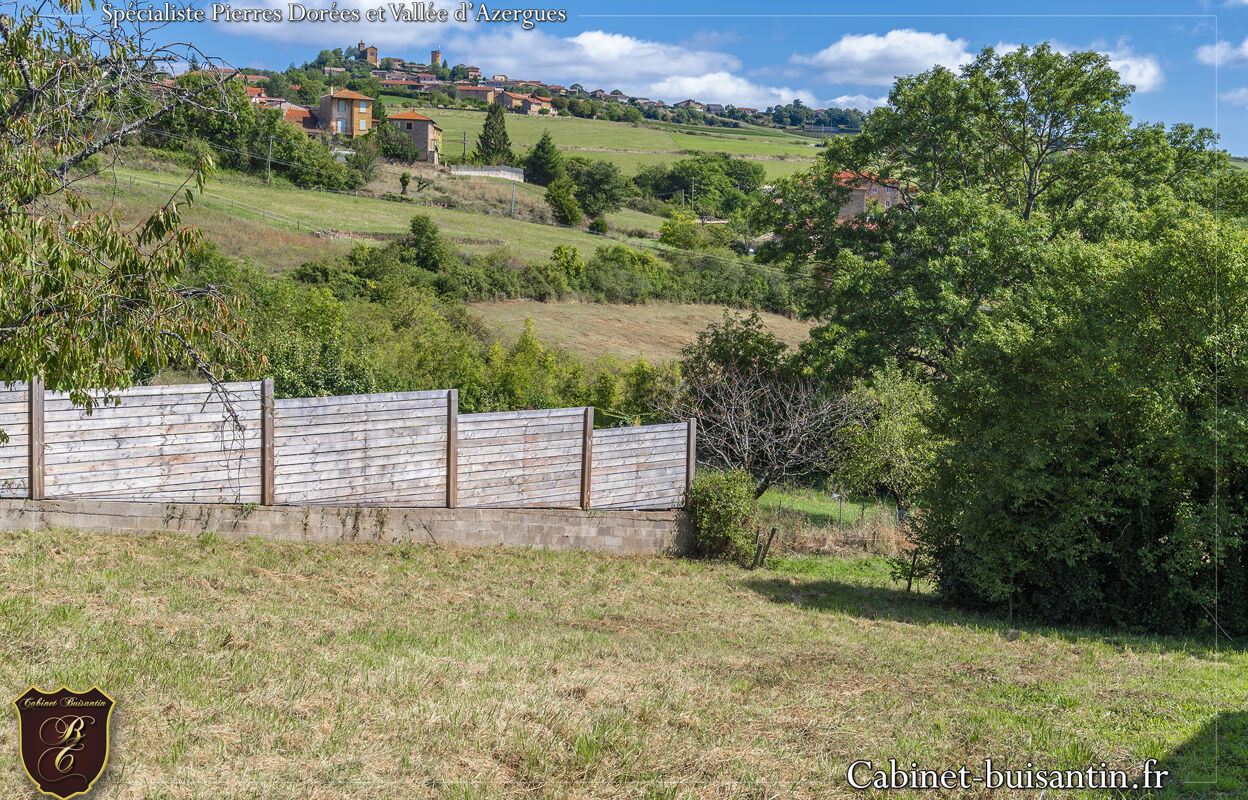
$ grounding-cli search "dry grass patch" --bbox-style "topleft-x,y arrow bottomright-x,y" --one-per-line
0,529 -> 1241,799
468,301 -> 813,363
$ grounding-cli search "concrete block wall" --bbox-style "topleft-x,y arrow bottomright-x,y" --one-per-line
0,499 -> 690,556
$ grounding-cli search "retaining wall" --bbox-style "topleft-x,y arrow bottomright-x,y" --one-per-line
0,499 -> 690,555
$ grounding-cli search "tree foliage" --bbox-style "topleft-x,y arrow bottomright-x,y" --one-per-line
474,103 -> 513,165
524,130 -> 563,186
0,0 -> 249,412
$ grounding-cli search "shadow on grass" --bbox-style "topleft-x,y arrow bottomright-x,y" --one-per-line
740,571 -> 1244,658
1122,712 -> 1248,798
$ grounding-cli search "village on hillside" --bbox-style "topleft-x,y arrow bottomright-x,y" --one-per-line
190,41 -> 866,166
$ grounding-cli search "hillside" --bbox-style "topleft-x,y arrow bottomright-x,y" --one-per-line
380,103 -> 818,178
2,528 -> 1238,798
89,160 -> 669,267
470,301 -> 813,362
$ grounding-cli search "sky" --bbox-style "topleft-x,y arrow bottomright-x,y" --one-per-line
66,0 -> 1248,153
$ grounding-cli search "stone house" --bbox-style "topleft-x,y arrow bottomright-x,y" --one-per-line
386,111 -> 442,163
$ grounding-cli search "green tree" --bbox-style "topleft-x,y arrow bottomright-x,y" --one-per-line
565,158 -> 628,218
545,176 -> 583,226
400,172 -> 411,194
914,211 -> 1247,634
524,130 -> 563,186
474,103 -> 513,165
0,1 -> 249,409
658,211 -> 705,250
346,131 -> 381,183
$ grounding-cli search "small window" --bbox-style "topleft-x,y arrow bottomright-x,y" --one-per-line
359,101 -> 366,112
405,122 -> 412,129
337,100 -> 345,112
359,118 -> 366,131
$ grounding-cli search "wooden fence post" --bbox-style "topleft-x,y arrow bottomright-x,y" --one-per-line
685,418 -> 697,499
28,377 -> 44,501
446,389 -> 458,508
260,379 -> 274,505
580,406 -> 594,510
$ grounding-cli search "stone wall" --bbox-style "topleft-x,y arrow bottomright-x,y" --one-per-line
0,499 -> 690,556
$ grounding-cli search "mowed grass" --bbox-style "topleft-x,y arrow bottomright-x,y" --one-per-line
469,301 -> 813,362
398,105 -> 815,178
0,528 -> 1241,799
94,166 -> 658,265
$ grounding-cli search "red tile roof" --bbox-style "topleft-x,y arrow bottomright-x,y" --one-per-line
329,89 -> 374,100
388,111 -> 434,121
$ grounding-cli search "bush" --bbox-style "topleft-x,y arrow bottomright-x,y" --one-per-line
588,218 -> 609,234
687,469 -> 758,562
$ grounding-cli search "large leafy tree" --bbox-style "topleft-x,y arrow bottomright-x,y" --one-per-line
758,44 -> 1233,381
1,0 -> 250,411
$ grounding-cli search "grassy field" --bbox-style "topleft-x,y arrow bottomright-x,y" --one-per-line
90,165 -> 666,267
1,528 -> 1241,798
387,105 -> 816,178
469,301 -> 813,362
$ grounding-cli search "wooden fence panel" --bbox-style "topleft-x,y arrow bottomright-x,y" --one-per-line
44,382 -> 261,502
457,408 -> 585,508
273,390 -> 449,505
0,383 -> 28,498
591,423 -> 688,510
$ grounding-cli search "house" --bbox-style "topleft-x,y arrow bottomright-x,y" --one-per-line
832,172 -> 905,217
386,111 -> 442,164
673,99 -> 704,110
704,103 -> 725,114
415,73 -> 438,85
737,107 -> 758,114
323,66 -> 346,76
588,89 -> 607,100
244,74 -> 267,84
380,79 -> 426,90
456,84 -> 497,103
318,88 -> 374,137
546,85 -> 566,95
357,41 -> 378,66
283,106 -> 321,134
497,91 -> 551,115
244,86 -> 279,105
464,66 -> 481,79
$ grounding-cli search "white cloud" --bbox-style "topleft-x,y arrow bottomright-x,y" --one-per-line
1224,0 -> 1248,6
829,94 -> 889,111
444,29 -> 816,107
1103,44 -> 1165,92
1221,87 -> 1248,108
792,29 -> 973,85
1196,37 -> 1248,66
646,72 -> 816,108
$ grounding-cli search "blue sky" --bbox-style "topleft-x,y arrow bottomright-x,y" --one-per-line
79,0 -> 1248,153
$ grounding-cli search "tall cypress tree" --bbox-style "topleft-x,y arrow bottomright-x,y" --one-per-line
474,104 -> 513,165
524,130 -> 563,186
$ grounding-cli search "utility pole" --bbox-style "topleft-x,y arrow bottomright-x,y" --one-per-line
462,131 -> 467,158
266,135 -> 273,184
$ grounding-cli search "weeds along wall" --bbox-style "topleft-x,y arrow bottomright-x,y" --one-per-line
0,381 -> 694,511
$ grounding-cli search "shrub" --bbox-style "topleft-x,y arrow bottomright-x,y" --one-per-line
588,218 -> 609,234
687,469 -> 758,562
546,176 -> 583,226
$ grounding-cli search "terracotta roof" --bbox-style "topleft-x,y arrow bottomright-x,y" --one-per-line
388,111 -> 434,121
329,89 -> 373,100
284,107 -> 320,131
245,86 -> 265,98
